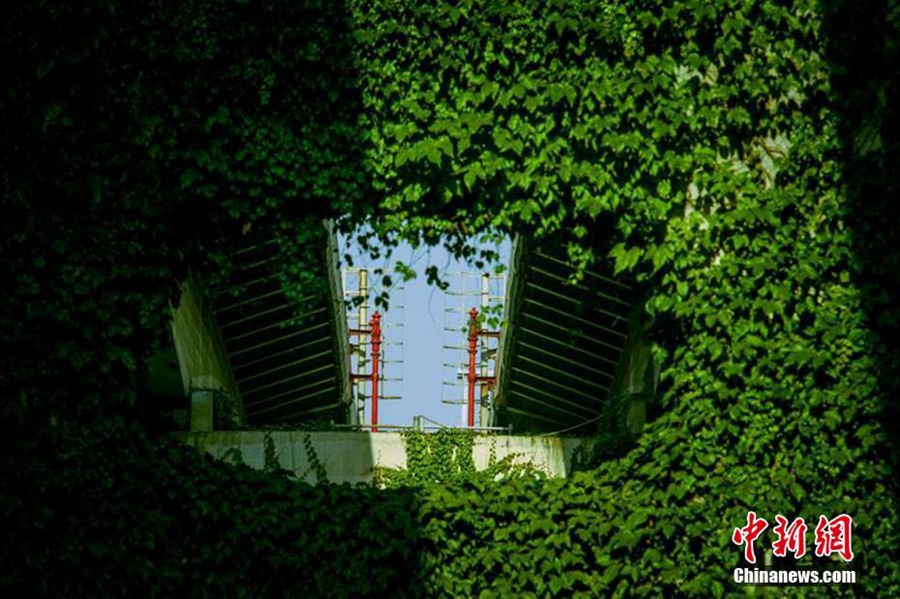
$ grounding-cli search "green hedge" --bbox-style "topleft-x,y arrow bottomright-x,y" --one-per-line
3,0 -> 898,596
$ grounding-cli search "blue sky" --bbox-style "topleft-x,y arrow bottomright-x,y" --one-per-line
339,236 -> 510,428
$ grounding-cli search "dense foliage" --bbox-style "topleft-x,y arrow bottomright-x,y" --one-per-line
2,0 -> 370,424
1,423 -> 424,597
352,1 -> 900,591
3,0 -> 898,596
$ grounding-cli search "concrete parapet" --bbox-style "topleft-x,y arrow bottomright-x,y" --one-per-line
178,431 -> 587,484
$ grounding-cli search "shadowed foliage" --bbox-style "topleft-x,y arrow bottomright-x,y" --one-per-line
2,1 -> 898,596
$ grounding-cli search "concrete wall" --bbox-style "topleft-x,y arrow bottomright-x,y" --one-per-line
610,308 -> 659,434
171,276 -> 243,430
179,431 -> 588,484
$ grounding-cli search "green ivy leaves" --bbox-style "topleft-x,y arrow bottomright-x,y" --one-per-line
5,0 -> 899,596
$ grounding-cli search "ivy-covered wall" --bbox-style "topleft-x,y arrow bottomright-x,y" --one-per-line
3,0 -> 898,596
183,430 -> 584,484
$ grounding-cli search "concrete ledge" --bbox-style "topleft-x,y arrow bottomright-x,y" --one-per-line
177,431 -> 587,484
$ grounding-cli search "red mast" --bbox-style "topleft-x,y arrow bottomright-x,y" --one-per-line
467,308 -> 478,428
370,312 -> 382,432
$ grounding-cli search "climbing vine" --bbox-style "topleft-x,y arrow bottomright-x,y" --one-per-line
570,390 -> 640,471
373,429 -> 547,488
302,433 -> 330,484
3,0 -> 898,596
